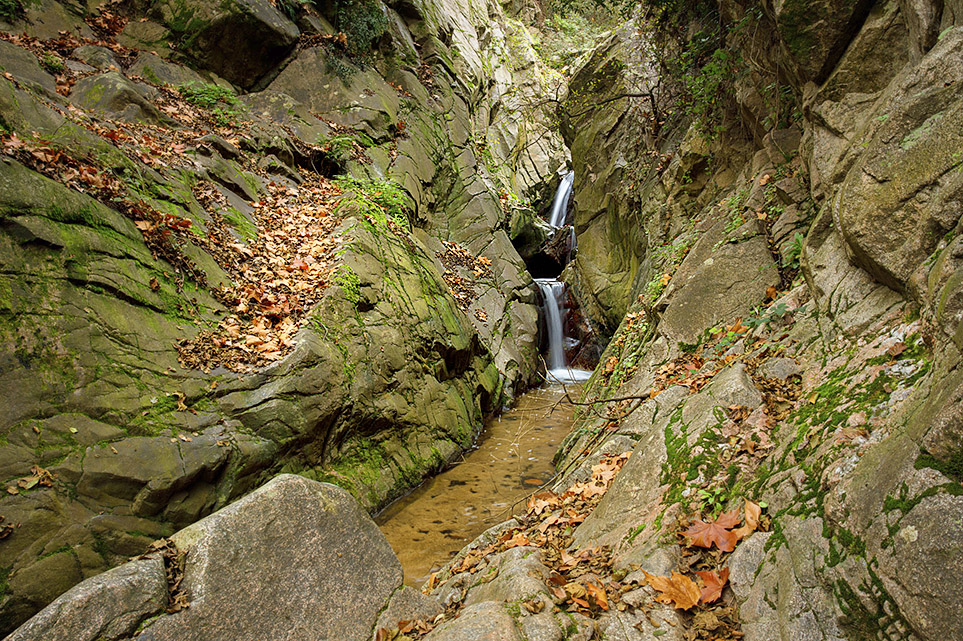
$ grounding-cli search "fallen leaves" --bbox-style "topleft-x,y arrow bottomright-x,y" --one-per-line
141,538 -> 189,613
642,570 -> 701,610
695,567 -> 729,605
683,500 -> 763,552
682,509 -> 742,552
438,240 -> 494,312
6,465 -> 56,495
177,176 -> 344,373
0,515 -> 14,540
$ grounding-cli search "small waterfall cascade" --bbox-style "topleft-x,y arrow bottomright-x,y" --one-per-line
533,170 -> 591,384
547,172 -> 575,228
534,279 -> 591,383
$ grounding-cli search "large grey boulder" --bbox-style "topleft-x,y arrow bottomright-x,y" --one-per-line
151,0 -> 299,89
138,474 -> 402,641
659,222 -> 780,345
4,558 -> 168,641
6,475 -> 405,641
835,29 -> 963,295
70,72 -> 172,125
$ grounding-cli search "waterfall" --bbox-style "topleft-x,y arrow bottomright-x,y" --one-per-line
547,172 -> 574,228
535,279 -> 591,383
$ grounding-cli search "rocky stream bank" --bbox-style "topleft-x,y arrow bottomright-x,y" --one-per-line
4,0 -> 963,640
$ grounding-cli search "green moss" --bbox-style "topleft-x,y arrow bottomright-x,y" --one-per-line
317,435 -> 387,503
626,522 -> 646,544
334,265 -> 361,306
915,450 -> 963,483
222,207 -> 257,240
334,176 -> 412,231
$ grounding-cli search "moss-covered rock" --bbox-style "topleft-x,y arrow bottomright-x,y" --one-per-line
151,0 -> 299,89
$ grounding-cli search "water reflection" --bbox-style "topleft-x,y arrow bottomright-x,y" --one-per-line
376,384 -> 583,586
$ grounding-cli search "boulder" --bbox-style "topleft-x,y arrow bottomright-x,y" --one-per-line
770,0 -> 876,83
5,558 -> 168,641
151,0 -> 299,89
7,475 -> 404,641
77,433 -> 230,516
0,41 -> 56,95
423,602 -> 522,641
70,72 -> 172,125
835,29 -> 963,295
659,226 -> 780,345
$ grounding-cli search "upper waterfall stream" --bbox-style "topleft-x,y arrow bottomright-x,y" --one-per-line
376,384 -> 583,587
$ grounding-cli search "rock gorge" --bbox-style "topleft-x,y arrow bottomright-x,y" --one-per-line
2,0 -> 963,640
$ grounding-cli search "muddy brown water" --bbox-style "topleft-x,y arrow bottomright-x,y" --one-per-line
376,384 -> 584,587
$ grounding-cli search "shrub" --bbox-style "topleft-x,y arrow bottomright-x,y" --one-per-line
0,0 -> 23,23
333,0 -> 388,57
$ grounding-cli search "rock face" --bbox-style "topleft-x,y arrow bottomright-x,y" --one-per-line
550,2 -> 963,641
140,475 -> 402,641
7,475 -> 424,641
0,0 -> 566,631
149,0 -> 300,89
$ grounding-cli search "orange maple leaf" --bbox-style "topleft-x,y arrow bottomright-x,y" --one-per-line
642,570 -> 700,610
682,509 -> 741,552
696,567 -> 730,604
732,499 -> 762,542
585,580 -> 609,611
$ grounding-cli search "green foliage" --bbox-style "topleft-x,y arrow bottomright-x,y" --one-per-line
535,1 -> 617,70
678,46 -> 737,138
697,485 -> 729,517
0,0 -> 23,23
333,175 -> 411,231
177,82 -> 237,109
39,53 -> 65,75
176,82 -> 243,127
317,132 -> 374,161
332,0 -> 389,57
782,232 -> 805,269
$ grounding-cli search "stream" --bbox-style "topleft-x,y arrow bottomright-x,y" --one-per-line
377,383 -> 585,587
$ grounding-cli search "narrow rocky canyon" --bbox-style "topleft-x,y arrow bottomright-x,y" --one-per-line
1,0 -> 962,640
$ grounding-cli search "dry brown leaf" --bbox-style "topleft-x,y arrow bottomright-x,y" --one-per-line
585,580 -> 609,611
682,509 -> 741,552
732,499 -> 762,542
642,570 -> 700,611
696,567 -> 729,604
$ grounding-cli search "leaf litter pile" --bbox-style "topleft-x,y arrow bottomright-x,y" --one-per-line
437,240 -> 494,313
0,14 -> 414,373
176,177 -> 345,373
376,449 -> 767,641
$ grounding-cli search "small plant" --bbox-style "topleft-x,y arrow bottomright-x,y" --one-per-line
39,53 -> 65,75
782,232 -> 805,269
724,212 -> 746,234
697,486 -> 729,517
333,176 -> 411,231
318,132 -> 374,159
0,0 -> 22,23
177,82 -> 243,128
744,303 -> 788,330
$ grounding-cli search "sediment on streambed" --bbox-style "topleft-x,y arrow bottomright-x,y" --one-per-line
4,1 -> 963,640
